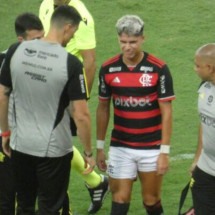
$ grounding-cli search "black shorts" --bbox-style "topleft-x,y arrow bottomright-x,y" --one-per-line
11,150 -> 73,215
191,166 -> 215,215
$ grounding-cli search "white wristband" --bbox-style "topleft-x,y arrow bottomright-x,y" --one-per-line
160,145 -> 170,154
97,140 -> 105,149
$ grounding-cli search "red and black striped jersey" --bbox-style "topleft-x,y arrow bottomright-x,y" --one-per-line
98,51 -> 175,149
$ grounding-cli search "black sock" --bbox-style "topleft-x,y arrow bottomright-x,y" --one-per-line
110,201 -> 130,215
144,200 -> 164,215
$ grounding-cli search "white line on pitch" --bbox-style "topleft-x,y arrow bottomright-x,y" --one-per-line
170,153 -> 194,161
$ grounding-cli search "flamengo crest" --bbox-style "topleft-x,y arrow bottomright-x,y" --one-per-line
139,74 -> 152,86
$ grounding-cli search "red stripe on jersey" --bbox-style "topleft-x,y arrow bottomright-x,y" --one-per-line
114,124 -> 162,134
158,95 -> 176,102
105,73 -> 158,87
111,137 -> 161,147
114,108 -> 160,119
102,54 -> 121,67
147,54 -> 165,68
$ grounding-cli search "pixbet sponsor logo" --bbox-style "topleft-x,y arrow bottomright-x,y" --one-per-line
114,96 -> 151,107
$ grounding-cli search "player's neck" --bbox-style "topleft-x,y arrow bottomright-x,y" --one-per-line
42,30 -> 63,45
123,52 -> 144,67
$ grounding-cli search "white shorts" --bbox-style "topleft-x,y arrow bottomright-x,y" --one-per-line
107,146 -> 160,179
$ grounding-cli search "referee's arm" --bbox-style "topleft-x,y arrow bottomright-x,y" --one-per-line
80,49 -> 96,94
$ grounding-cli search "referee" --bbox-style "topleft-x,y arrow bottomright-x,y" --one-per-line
0,5 -> 95,215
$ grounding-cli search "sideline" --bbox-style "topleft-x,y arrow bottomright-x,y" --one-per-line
170,153 -> 194,161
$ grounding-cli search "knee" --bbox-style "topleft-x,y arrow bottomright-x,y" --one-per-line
111,193 -> 130,203
111,189 -> 131,203
143,194 -> 161,206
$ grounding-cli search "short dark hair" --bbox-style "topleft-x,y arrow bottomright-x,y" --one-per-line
15,13 -> 43,38
51,5 -> 82,28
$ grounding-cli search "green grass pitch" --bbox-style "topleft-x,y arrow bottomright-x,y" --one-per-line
0,0 -> 215,214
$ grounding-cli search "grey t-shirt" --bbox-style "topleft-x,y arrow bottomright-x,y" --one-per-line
0,40 -> 87,157
197,82 -> 215,176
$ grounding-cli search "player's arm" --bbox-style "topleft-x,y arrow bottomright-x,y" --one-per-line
0,47 -> 14,133
80,49 -> 96,94
157,101 -> 173,175
159,101 -> 172,148
69,99 -> 92,154
0,52 -> 12,157
96,65 -> 111,171
0,84 -> 10,132
0,84 -> 11,157
96,99 -> 110,172
0,43 -> 20,157
68,54 -> 95,173
69,99 -> 95,174
74,12 -> 96,94
96,99 -> 110,141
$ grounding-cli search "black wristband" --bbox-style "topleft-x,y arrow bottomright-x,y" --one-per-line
83,151 -> 93,158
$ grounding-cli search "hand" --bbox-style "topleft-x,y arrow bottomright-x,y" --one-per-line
185,208 -> 195,215
2,136 -> 11,157
157,153 -> 169,175
96,149 -> 107,172
82,155 -> 96,175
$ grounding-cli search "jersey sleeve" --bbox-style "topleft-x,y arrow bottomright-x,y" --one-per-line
39,0 -> 53,35
0,43 -> 20,88
67,54 -> 88,101
157,64 -> 175,101
98,66 -> 112,100
74,20 -> 96,50
69,1 -> 96,50
0,53 -> 6,68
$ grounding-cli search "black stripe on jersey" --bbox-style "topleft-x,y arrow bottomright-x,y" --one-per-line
114,114 -> 161,129
0,42 -> 21,88
147,54 -> 165,68
112,129 -> 161,143
0,53 -> 6,67
67,54 -> 87,100
53,83 -> 69,129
